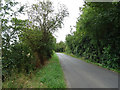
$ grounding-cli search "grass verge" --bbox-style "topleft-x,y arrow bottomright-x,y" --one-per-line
2,53 -> 66,88
64,53 -> 119,73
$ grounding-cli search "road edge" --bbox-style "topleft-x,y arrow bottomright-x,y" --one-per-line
56,53 -> 71,88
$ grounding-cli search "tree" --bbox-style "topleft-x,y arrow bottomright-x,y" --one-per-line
65,2 -> 120,70
1,0 -> 68,82
55,41 -> 66,52
1,0 -> 34,81
20,0 -> 68,66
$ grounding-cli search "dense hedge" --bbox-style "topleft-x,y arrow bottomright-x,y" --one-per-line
66,2 -> 120,70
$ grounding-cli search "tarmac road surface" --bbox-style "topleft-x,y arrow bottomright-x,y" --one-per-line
56,53 -> 118,88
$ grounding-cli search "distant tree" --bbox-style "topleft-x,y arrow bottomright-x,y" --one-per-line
55,41 -> 66,52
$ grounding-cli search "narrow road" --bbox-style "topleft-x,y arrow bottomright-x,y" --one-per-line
57,53 -> 118,88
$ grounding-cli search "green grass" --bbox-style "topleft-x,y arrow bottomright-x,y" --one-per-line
64,53 -> 119,73
2,53 -> 66,88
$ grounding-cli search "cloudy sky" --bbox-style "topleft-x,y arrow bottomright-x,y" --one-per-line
15,0 -> 84,42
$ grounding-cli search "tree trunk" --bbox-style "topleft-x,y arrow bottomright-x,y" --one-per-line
34,52 -> 41,68
39,54 -> 45,65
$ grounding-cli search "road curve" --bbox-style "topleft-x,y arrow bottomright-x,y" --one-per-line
56,53 -> 118,88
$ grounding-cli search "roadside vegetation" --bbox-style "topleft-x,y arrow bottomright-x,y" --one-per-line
55,41 -> 66,52
3,53 -> 66,88
1,0 -> 120,88
1,0 -> 68,87
64,53 -> 119,73
65,2 -> 120,72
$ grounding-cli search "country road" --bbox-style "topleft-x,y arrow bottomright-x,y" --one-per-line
56,53 -> 118,88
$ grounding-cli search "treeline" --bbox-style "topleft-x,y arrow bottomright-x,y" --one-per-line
55,41 -> 66,52
1,0 -> 68,81
65,2 -> 120,70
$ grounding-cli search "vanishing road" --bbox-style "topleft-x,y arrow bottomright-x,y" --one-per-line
57,53 -> 118,88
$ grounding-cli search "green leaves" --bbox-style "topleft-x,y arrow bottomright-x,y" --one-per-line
65,2 -> 120,71
27,1 -> 68,33
55,41 -> 66,52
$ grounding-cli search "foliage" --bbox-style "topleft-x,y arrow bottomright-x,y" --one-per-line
65,2 -> 120,70
1,0 -> 31,81
2,42 -> 35,77
1,0 -> 68,82
3,53 -> 66,88
55,41 -> 66,52
20,0 -> 68,66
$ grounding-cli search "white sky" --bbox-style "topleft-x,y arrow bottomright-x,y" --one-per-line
15,0 -> 84,43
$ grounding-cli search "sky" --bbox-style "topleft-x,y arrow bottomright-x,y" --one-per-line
15,0 -> 84,43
